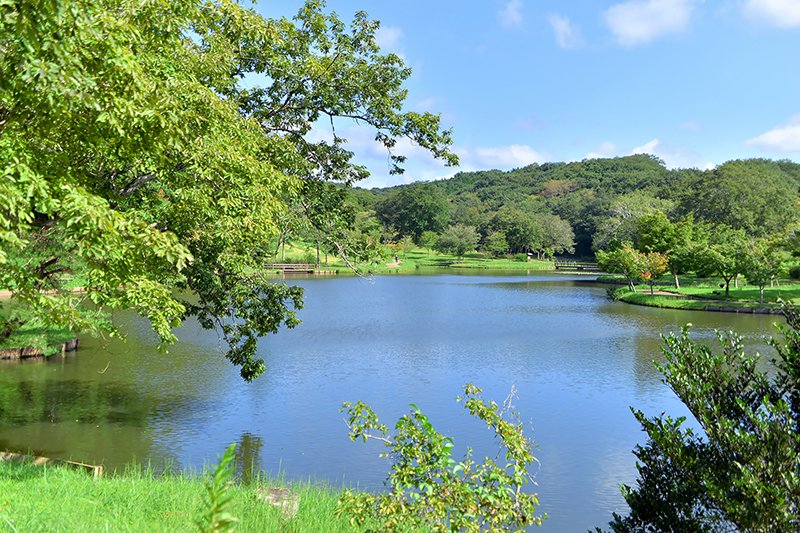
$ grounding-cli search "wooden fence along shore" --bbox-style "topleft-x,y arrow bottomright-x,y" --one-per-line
263,263 -> 337,275
554,260 -> 604,273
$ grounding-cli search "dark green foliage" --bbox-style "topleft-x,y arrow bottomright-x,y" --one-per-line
353,156 -> 799,259
688,159 -> 799,236
606,305 -> 800,532
374,184 -> 451,240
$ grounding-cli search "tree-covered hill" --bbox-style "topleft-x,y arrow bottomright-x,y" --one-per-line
350,156 -> 800,257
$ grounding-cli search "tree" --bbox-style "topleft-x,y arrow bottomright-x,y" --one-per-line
740,239 -> 783,304
635,212 -> 700,289
375,185 -> 451,240
605,305 -> 800,532
0,0 -> 457,380
595,244 -> 644,292
418,230 -> 439,250
689,159 -> 799,237
639,252 -> 669,296
591,192 -> 675,252
435,224 -> 479,262
338,384 -> 545,531
536,213 -> 575,258
491,207 -> 542,254
696,226 -> 748,298
483,231 -> 509,257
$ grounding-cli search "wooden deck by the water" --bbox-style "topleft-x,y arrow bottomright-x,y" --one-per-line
554,261 -> 603,273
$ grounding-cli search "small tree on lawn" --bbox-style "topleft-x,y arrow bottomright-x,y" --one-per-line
435,224 -> 479,263
696,226 -> 748,298
483,230 -> 509,257
596,243 -> 644,292
418,230 -> 439,250
640,252 -> 669,295
740,239 -> 783,304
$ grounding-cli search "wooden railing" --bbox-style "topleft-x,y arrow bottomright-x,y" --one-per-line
263,263 -> 316,272
554,261 -> 603,272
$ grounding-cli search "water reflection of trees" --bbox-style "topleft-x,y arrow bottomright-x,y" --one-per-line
234,432 -> 264,485
0,379 -> 150,425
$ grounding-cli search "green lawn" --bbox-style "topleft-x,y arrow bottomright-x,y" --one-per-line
0,461 -> 355,532
605,275 -> 800,312
0,304 -> 76,355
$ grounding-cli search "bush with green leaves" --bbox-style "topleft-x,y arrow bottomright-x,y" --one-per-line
336,384 -> 545,532
605,304 -> 800,532
196,443 -> 239,533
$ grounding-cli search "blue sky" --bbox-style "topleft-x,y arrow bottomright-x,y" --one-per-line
258,0 -> 800,188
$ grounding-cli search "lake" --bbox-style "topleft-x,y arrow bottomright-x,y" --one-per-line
0,273 -> 782,531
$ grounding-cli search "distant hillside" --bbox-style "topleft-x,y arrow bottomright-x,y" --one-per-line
350,156 -> 800,257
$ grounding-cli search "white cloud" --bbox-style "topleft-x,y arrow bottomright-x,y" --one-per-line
375,26 -> 403,50
464,144 -> 547,169
746,115 -> 800,151
499,0 -> 524,28
548,14 -> 584,49
414,97 -> 440,113
632,139 -> 661,154
630,138 -> 713,169
743,0 -> 800,28
585,141 -> 619,160
604,0 -> 696,46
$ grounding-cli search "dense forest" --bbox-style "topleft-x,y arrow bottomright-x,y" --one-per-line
343,156 -> 800,263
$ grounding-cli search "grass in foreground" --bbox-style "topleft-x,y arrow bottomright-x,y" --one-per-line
0,461 -> 354,532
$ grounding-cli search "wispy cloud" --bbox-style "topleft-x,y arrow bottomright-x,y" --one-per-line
743,0 -> 800,28
499,0 -> 524,28
604,0 -> 696,46
548,14 -> 584,49
375,25 -> 404,50
747,115 -> 800,152
631,138 -> 713,169
464,144 -> 547,169
375,26 -> 407,62
585,141 -> 618,160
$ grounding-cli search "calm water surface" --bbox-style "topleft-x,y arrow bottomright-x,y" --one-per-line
0,273 -> 782,531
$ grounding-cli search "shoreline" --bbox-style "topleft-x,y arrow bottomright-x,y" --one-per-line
591,278 -> 788,315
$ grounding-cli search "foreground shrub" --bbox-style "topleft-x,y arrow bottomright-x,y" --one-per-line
337,384 -> 544,532
605,304 -> 800,531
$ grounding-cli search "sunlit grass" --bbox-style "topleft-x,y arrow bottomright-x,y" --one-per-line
0,461 -> 355,532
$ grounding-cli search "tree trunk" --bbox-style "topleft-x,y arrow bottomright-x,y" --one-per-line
316,242 -> 320,267
760,286 -> 764,304
673,271 -> 680,289
734,273 -> 739,289
650,283 -> 655,295
724,278 -> 731,298
281,240 -> 285,262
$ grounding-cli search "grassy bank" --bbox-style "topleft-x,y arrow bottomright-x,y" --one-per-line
0,460 -> 354,532
0,309 -> 76,356
273,241 -> 555,274
603,275 -> 800,312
